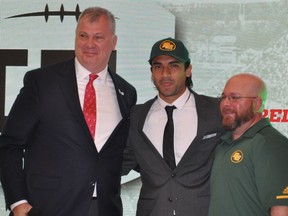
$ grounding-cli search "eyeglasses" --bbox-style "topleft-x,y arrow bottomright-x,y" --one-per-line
218,95 -> 258,102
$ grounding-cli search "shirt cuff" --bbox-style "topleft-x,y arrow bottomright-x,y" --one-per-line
11,200 -> 28,210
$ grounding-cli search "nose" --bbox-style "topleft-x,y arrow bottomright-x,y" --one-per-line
86,38 -> 95,48
162,66 -> 171,77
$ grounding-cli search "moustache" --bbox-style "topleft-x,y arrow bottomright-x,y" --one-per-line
221,107 -> 235,115
159,78 -> 173,84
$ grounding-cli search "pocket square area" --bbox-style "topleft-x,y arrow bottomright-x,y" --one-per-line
202,133 -> 217,140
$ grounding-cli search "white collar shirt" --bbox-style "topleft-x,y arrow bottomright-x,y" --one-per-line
143,88 -> 198,165
75,58 -> 122,152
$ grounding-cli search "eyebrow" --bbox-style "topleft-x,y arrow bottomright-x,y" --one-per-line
152,60 -> 181,65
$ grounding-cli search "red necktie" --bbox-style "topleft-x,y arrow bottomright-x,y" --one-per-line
83,74 -> 98,138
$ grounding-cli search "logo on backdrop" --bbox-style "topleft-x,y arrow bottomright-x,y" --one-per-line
6,4 -> 81,22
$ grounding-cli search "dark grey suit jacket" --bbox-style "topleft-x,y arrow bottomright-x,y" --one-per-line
0,58 -> 137,216
122,90 -> 223,216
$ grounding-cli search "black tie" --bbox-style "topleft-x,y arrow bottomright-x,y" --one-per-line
163,105 -> 176,169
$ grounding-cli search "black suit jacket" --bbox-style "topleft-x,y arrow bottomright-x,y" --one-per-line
122,90 -> 224,216
0,58 -> 137,216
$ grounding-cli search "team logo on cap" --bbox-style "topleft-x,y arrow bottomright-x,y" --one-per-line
230,150 -> 243,163
159,40 -> 176,51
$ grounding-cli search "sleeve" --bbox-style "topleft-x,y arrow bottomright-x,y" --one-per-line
121,105 -> 141,176
254,132 -> 288,211
0,70 -> 40,208
121,132 -> 140,176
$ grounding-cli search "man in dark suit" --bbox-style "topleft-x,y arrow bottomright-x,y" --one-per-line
122,37 -> 223,216
0,7 -> 136,216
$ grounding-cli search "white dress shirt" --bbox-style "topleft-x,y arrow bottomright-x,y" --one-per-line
143,88 -> 198,165
75,58 -> 122,152
76,58 -> 122,197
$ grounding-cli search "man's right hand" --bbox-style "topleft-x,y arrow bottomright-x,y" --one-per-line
12,203 -> 33,216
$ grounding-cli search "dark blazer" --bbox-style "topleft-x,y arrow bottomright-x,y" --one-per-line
122,90 -> 224,216
0,58 -> 137,216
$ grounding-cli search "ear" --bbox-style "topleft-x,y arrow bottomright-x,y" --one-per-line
254,97 -> 264,113
112,35 -> 118,49
185,64 -> 192,77
151,67 -> 155,82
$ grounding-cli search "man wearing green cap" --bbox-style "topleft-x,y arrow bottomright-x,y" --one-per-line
122,37 -> 224,216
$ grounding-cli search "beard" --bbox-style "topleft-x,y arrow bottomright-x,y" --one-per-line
221,105 -> 255,131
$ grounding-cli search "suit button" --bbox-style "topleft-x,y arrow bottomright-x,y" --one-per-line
168,197 -> 173,202
171,173 -> 176,177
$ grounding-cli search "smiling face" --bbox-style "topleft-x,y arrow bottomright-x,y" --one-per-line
220,94 -> 256,131
220,74 -> 265,137
75,15 -> 117,73
151,55 -> 192,103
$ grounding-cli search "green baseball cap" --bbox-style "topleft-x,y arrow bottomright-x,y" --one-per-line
148,37 -> 190,64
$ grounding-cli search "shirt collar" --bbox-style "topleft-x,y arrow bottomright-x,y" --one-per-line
157,88 -> 191,110
221,118 -> 272,144
75,57 -> 108,84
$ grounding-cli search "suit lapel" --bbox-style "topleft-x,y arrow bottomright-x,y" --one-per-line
192,91 -> 212,140
136,98 -> 170,166
137,98 -> 156,131
56,59 -> 93,143
109,70 -> 129,119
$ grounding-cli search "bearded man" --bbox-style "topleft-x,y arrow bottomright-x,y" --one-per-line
208,73 -> 288,216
